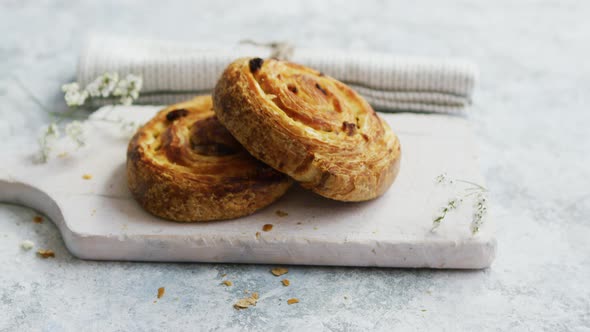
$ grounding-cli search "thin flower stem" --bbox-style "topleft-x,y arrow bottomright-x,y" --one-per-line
454,179 -> 488,191
49,109 -> 90,120
459,191 -> 483,199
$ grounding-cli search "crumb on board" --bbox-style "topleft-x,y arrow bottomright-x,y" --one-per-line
281,279 -> 290,286
33,216 -> 43,223
222,280 -> 233,286
271,267 -> 288,276
37,249 -> 55,258
157,287 -> 165,299
234,292 -> 259,310
21,240 -> 34,250
255,231 -> 261,239
82,174 -> 93,180
262,224 -> 273,232
275,210 -> 288,217
287,298 -> 299,305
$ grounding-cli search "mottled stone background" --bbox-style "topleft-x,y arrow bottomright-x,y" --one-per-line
1,0 -> 589,330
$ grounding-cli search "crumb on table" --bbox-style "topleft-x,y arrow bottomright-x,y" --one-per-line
281,279 -> 290,286
37,249 -> 55,258
271,267 -> 288,276
262,224 -> 273,232
82,174 -> 93,180
222,280 -> 233,286
21,240 -> 34,250
157,287 -> 165,299
234,292 -> 259,310
287,298 -> 299,305
33,216 -> 43,223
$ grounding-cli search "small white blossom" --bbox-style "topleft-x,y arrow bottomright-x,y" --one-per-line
65,120 -> 85,147
119,96 -> 133,106
61,82 -> 80,93
61,83 -> 89,107
38,122 -> 60,162
86,72 -> 119,98
84,81 -> 100,98
113,74 -> 143,105
471,192 -> 488,234
435,173 -> 453,185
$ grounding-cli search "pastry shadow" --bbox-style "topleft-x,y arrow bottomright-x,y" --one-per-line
248,183 -> 381,228
100,161 -> 377,228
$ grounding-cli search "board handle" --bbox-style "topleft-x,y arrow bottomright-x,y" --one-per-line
0,178 -> 65,232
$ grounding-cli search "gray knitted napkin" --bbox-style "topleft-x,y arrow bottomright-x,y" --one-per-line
77,35 -> 478,113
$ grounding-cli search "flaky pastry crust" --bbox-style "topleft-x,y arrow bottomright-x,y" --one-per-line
127,96 -> 292,222
213,58 -> 401,201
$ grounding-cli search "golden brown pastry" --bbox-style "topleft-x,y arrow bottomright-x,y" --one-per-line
213,58 -> 401,202
127,96 -> 292,222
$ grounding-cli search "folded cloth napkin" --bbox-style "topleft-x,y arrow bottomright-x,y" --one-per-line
77,35 -> 478,113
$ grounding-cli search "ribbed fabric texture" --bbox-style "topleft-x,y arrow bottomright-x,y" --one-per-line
78,35 -> 478,113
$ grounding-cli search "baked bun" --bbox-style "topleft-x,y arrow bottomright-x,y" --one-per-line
213,58 -> 401,202
127,95 -> 293,222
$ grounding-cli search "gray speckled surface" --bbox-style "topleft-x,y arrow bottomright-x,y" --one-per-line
1,0 -> 589,331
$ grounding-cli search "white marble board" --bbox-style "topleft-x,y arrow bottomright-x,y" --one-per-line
0,106 -> 496,268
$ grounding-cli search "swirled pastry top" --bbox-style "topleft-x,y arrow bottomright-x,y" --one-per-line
214,58 -> 401,202
127,95 -> 291,222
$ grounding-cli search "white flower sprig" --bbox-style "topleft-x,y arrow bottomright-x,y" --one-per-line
37,121 -> 87,163
37,116 -> 140,163
37,72 -> 144,163
432,173 -> 488,235
61,73 -> 143,107
84,72 -> 119,99
471,192 -> 488,234
432,197 -> 462,230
